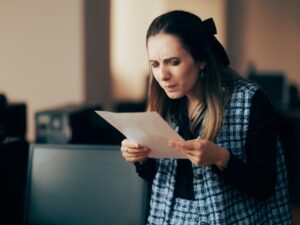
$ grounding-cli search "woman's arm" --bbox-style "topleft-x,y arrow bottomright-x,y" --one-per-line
220,90 -> 277,200
120,139 -> 156,182
134,158 -> 157,182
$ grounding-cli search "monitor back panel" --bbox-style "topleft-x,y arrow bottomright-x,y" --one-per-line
24,144 -> 148,225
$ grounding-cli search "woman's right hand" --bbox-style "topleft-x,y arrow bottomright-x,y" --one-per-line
121,139 -> 151,163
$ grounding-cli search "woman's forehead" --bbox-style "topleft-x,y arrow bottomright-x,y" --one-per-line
147,33 -> 189,60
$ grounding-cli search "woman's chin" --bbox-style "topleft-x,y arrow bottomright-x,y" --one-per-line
165,92 -> 183,99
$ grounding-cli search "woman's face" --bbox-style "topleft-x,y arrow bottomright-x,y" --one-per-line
147,33 -> 205,100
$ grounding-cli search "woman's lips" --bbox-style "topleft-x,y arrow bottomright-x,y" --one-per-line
163,84 -> 177,92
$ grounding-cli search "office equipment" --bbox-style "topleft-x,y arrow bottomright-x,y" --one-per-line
35,104 -> 124,144
114,101 -> 146,112
24,144 -> 148,225
279,110 -> 300,205
248,72 -> 290,111
0,93 -> 27,140
0,138 -> 29,225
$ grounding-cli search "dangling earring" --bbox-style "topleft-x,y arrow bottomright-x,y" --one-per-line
200,70 -> 205,78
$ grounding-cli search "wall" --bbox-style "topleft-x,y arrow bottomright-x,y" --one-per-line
0,0 -> 84,140
0,0 -> 225,140
2,1 -> 299,141
110,0 -> 163,102
84,0 -> 112,108
227,0 -> 300,90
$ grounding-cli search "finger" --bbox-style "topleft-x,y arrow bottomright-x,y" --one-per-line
121,149 -> 150,161
168,140 -> 195,151
121,139 -> 140,148
122,147 -> 150,154
169,142 -> 201,165
121,145 -> 140,153
121,146 -> 129,153
126,155 -> 148,163
124,150 -> 150,158
177,149 -> 199,165
179,148 -> 196,163
185,148 -> 196,156
131,147 -> 150,153
175,146 -> 194,157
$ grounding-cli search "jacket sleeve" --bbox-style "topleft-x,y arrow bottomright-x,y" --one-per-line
134,158 -> 157,182
219,89 -> 278,201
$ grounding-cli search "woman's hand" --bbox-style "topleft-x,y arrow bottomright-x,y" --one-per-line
121,139 -> 151,163
168,139 -> 230,170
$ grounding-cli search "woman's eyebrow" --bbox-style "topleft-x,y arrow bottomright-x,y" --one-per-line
149,57 -> 180,63
163,57 -> 180,63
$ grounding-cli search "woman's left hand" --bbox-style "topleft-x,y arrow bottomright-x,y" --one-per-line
168,139 -> 230,170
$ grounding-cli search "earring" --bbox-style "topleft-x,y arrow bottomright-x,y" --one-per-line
200,70 -> 205,78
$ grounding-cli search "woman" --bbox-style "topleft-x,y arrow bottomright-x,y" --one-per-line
121,10 -> 291,224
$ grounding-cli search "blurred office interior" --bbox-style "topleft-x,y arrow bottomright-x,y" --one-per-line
0,0 -> 300,224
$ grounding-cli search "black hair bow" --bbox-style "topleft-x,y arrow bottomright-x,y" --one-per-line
203,18 -> 230,66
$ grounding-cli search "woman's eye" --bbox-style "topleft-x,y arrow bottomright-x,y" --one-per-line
151,63 -> 159,68
170,60 -> 180,66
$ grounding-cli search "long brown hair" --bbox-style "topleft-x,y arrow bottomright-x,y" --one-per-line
146,10 -> 238,141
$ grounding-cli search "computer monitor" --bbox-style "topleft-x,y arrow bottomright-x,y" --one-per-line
248,72 -> 290,111
23,144 -> 149,225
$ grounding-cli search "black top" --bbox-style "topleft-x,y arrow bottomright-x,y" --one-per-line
134,90 -> 278,201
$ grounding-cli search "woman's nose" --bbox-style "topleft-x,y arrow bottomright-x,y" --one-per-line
159,65 -> 171,81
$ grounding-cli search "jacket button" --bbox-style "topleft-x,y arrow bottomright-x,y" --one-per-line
193,173 -> 203,179
200,222 -> 209,225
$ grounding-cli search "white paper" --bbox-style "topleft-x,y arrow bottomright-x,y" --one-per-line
96,111 -> 186,159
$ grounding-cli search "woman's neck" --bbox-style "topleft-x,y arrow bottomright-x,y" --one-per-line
187,98 -> 201,120
187,93 -> 203,120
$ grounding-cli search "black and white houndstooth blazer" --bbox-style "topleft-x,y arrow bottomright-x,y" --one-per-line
147,80 -> 292,225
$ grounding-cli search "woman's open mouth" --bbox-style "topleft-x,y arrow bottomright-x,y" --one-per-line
163,84 -> 177,92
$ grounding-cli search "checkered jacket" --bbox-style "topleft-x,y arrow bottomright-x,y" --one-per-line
147,81 -> 292,225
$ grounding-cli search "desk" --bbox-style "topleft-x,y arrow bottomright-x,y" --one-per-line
0,138 -> 28,225
279,109 -> 300,205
